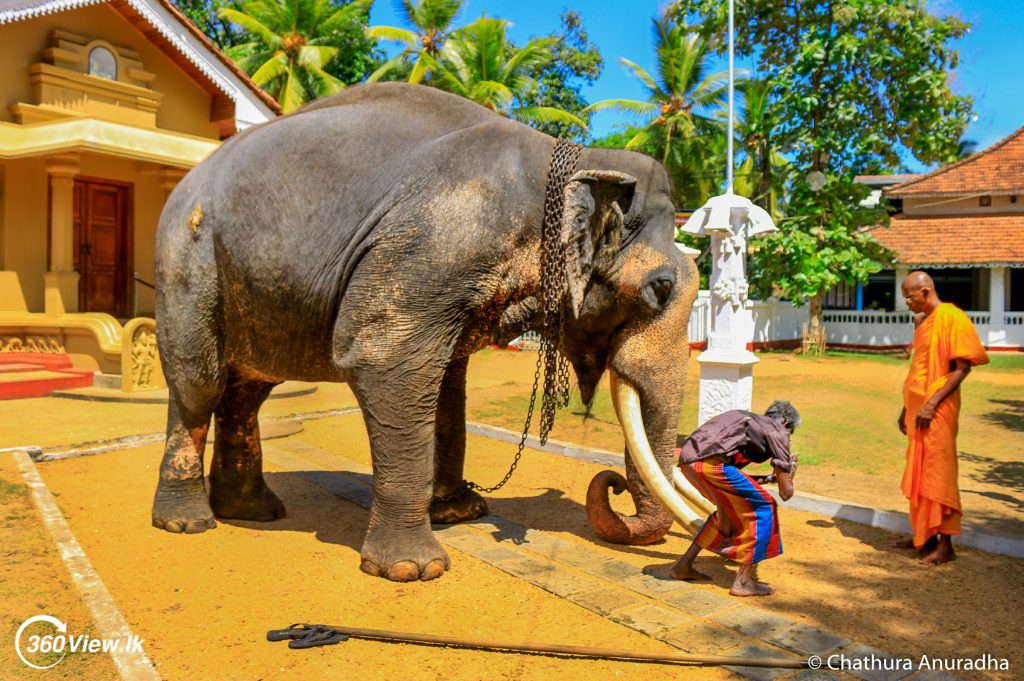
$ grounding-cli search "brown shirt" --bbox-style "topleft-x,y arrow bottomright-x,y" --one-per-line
679,410 -> 793,471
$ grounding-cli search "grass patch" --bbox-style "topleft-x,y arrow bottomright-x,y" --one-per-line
0,476 -> 27,503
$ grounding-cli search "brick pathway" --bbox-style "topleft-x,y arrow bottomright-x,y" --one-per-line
262,438 -> 955,681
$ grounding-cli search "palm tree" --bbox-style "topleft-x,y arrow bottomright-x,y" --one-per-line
365,0 -> 462,83
584,16 -> 730,207
421,17 -> 586,128
219,0 -> 371,112
734,79 -> 790,219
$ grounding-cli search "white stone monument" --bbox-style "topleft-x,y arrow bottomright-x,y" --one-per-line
681,195 -> 776,423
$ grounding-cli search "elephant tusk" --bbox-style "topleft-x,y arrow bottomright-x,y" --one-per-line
609,372 -> 704,534
673,468 -> 716,516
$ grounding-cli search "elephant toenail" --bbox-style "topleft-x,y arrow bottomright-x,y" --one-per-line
386,561 -> 420,582
165,520 -> 184,533
420,560 -> 446,581
185,519 -> 212,534
359,560 -> 380,577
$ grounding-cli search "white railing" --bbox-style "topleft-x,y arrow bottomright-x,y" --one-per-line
510,302 -> 1022,351
688,290 -> 711,343
823,310 -> 914,347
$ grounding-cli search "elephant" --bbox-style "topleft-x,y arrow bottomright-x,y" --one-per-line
151,82 -> 701,582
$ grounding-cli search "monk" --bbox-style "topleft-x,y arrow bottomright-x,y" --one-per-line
669,401 -> 799,596
897,271 -> 988,565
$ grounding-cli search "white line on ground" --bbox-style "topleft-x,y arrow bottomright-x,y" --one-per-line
13,450 -> 161,681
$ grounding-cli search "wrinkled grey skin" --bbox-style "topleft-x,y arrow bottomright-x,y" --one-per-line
152,83 -> 697,582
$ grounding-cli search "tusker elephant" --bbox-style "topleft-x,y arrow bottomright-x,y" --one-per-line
152,82 -> 700,582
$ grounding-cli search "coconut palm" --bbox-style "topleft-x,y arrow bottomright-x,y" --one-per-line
365,0 -> 463,83
734,79 -> 790,219
219,0 -> 372,112
585,16 -> 730,206
421,17 -> 586,127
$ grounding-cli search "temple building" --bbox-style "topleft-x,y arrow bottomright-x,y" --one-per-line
0,0 -> 278,396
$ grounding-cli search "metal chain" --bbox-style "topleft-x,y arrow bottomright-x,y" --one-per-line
440,140 -> 581,501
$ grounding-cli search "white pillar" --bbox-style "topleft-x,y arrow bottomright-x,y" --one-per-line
987,266 -> 1007,347
989,266 -> 1006,324
697,222 -> 758,425
894,265 -> 909,310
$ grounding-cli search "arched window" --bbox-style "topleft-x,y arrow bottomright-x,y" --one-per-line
88,46 -> 117,80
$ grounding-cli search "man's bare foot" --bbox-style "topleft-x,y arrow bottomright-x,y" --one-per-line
919,536 -> 956,565
670,564 -> 712,581
730,580 -> 774,597
730,564 -> 773,596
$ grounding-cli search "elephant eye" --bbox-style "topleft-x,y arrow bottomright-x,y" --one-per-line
642,273 -> 674,309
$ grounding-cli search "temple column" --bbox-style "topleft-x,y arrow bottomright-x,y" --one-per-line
44,153 -> 80,316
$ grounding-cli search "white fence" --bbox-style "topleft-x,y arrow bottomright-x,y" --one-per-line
688,296 -> 1023,350
514,298 -> 1023,351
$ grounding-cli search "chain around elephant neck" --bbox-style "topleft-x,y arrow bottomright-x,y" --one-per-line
454,139 -> 581,499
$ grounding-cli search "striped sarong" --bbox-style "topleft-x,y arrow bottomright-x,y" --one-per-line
681,460 -> 782,564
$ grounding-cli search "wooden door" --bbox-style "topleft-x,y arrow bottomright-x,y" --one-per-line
73,179 -> 131,317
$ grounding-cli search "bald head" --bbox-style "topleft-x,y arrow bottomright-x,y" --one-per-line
901,270 -> 940,314
902,271 -> 934,292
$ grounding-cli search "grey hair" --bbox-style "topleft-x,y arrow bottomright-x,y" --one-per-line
765,400 -> 801,432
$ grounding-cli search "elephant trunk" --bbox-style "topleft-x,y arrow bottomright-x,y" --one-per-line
587,371 -> 703,545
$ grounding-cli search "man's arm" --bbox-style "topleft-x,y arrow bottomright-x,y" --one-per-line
775,468 -> 794,501
898,406 -> 907,435
915,358 -> 972,430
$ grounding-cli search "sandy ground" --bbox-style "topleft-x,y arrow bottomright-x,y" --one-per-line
0,350 -> 1021,680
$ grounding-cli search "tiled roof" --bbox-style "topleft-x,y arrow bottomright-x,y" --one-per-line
870,213 -> 1024,267
886,127 -> 1024,197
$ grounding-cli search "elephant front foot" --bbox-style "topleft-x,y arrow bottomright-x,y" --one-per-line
209,475 -> 286,522
430,485 -> 489,524
360,524 -> 450,582
152,478 -> 217,534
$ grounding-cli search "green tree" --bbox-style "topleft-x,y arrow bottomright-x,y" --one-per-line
421,17 -> 585,127
218,0 -> 373,112
734,79 -> 790,219
672,0 -> 971,331
517,11 -> 603,142
584,16 -> 729,207
366,0 -> 462,83
172,0 -> 247,48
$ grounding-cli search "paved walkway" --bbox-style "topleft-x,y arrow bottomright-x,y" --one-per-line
261,435 -> 957,681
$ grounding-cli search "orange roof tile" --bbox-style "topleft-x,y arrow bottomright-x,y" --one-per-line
886,127 -> 1024,197
870,213 -> 1024,266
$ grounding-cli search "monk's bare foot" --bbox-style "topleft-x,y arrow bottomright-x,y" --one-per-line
730,580 -> 774,597
670,564 -> 712,581
919,536 -> 956,565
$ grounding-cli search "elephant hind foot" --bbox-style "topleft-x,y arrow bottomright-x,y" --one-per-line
209,479 -> 286,522
152,478 -> 217,534
360,526 -> 451,582
429,487 -> 489,524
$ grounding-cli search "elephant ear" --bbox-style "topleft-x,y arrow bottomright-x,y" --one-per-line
560,169 -> 637,318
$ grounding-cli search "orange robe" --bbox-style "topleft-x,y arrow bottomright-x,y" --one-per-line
902,303 -> 988,548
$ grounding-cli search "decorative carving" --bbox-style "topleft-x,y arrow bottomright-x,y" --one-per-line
711,278 -> 749,310
721,235 -> 745,256
130,327 -> 159,389
1,335 -> 64,353
700,378 -> 734,423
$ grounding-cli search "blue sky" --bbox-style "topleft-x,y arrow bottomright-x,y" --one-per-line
367,0 -> 1023,170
